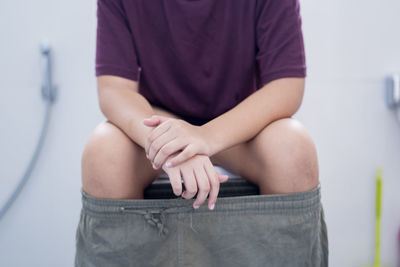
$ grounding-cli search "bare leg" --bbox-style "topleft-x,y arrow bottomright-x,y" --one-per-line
210,117 -> 319,194
81,105 -> 187,199
81,119 -> 164,199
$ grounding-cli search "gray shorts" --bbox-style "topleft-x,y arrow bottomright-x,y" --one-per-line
74,184 -> 328,267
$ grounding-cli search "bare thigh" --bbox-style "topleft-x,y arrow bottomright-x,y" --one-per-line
210,118 -> 320,194
81,105 -> 197,199
81,119 -> 164,199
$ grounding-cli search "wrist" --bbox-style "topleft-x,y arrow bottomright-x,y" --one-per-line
199,122 -> 222,157
132,116 -> 152,149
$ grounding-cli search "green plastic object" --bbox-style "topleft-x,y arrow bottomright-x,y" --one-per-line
365,167 -> 385,267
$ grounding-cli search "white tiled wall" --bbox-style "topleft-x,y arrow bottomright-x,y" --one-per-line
0,0 -> 399,266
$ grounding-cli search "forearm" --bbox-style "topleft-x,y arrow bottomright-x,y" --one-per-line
97,78 -> 154,149
202,77 -> 305,156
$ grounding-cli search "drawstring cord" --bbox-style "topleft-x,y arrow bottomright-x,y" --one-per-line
119,206 -> 194,237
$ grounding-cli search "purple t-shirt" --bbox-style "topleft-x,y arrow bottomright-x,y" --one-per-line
95,0 -> 307,126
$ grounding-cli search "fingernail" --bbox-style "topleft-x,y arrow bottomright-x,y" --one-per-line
210,203 -> 215,210
165,161 -> 172,167
146,154 -> 149,159
193,204 -> 200,209
152,163 -> 157,169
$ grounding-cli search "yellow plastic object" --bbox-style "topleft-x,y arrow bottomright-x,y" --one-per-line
365,167 -> 385,267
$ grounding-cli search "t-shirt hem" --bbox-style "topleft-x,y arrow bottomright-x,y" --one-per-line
259,67 -> 307,88
95,65 -> 139,81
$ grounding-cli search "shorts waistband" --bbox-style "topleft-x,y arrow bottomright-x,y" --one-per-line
81,184 -> 321,215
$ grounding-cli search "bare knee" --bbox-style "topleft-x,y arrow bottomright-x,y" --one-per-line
253,117 -> 319,194
81,120 -> 157,199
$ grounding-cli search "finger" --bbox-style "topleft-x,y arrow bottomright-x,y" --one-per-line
146,123 -> 171,161
181,167 -> 197,200
218,173 -> 229,183
153,138 -> 187,169
166,144 -> 197,168
192,165 -> 210,209
166,167 -> 182,196
143,115 -> 170,126
148,131 -> 178,166
204,163 -> 220,210
151,115 -> 171,123
142,116 -> 161,127
145,119 -> 171,156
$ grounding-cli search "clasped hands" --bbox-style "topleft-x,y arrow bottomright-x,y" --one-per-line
143,115 -> 228,210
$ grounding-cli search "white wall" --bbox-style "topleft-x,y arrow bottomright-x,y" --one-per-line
298,1 -> 400,266
0,0 -> 399,266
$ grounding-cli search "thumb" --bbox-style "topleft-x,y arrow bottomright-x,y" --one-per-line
218,173 -> 229,183
143,115 -> 168,126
